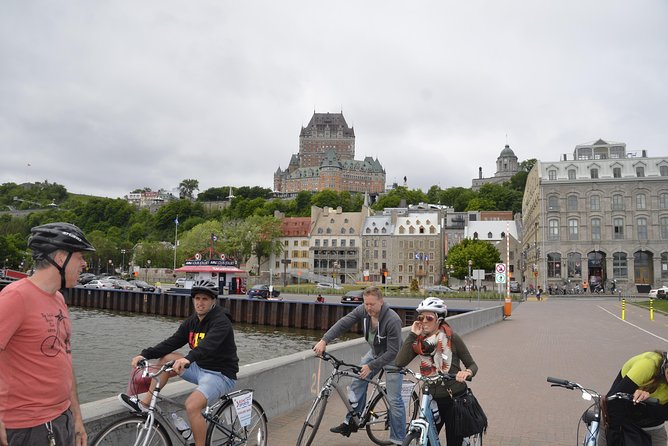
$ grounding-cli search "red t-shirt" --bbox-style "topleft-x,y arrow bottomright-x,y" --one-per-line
0,278 -> 74,428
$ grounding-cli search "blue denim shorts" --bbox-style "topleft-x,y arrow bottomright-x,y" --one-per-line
180,362 -> 236,405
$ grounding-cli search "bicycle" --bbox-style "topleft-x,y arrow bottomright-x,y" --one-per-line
41,309 -> 69,357
296,352 -> 419,446
402,370 -> 482,446
91,360 -> 268,446
547,376 -> 659,445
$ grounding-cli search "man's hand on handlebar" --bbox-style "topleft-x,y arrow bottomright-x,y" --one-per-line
313,339 -> 327,356
633,389 -> 651,404
131,355 -> 146,368
172,357 -> 191,374
358,364 -> 372,380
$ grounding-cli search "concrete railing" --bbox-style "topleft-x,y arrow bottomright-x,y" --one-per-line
83,304 -> 503,440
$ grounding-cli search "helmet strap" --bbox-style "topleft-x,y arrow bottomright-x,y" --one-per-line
44,251 -> 72,290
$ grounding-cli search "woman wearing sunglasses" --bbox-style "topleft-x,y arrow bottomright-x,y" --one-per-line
396,297 -> 479,445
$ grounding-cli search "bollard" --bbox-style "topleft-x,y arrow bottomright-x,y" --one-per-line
650,298 -> 654,321
621,298 -> 625,320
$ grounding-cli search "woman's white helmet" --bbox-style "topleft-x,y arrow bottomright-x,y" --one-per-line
416,297 -> 448,317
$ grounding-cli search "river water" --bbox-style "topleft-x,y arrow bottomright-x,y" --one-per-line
69,307 -> 352,404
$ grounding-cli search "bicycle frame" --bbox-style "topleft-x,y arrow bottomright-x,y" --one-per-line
318,360 -> 389,429
130,361 -> 248,446
409,390 -> 441,445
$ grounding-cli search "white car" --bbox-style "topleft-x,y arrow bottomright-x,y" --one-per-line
316,282 -> 343,290
648,286 -> 668,298
175,278 -> 186,288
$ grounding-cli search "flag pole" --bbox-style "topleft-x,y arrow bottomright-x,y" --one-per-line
173,216 -> 179,270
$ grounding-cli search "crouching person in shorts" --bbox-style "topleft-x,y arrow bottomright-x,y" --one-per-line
118,279 -> 238,446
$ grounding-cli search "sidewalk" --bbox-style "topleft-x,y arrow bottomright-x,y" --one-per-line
268,297 -> 668,445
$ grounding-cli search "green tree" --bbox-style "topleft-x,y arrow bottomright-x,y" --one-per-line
311,190 -> 340,209
247,215 -> 284,275
178,220 -> 225,262
178,179 -> 200,200
446,239 -> 501,280
294,191 -> 312,216
465,198 -> 496,211
520,158 -> 537,172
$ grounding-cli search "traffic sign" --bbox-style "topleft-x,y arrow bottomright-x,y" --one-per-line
495,273 -> 506,283
495,263 -> 506,274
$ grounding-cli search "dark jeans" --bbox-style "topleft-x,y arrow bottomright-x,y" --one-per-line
7,409 -> 73,446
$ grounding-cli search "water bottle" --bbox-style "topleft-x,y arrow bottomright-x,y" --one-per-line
171,412 -> 193,441
429,397 -> 441,424
347,385 -> 358,409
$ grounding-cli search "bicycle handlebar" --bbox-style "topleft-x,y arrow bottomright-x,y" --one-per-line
547,376 -> 660,406
318,352 -> 362,374
137,359 -> 190,379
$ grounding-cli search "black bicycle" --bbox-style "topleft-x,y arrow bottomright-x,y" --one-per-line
296,352 -> 419,446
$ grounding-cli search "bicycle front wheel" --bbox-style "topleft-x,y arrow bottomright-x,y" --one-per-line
402,429 -> 424,446
295,395 -> 328,446
366,390 -> 420,445
90,415 -> 171,446
205,399 -> 267,446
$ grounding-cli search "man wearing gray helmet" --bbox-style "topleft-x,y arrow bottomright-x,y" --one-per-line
0,222 -> 96,446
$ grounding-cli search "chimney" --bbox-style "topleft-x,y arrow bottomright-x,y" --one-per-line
563,154 -> 567,161
478,167 -> 482,179
642,150 -> 647,157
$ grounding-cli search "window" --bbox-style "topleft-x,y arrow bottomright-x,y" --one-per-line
661,194 -> 668,209
398,265 -> 403,272
591,218 -> 601,241
547,253 -> 561,278
323,240 -> 328,247
613,218 -> 624,239
661,166 -> 668,177
315,239 -> 320,247
613,167 -> 621,178
568,169 -> 576,180
382,250 -> 386,259
341,228 -> 346,234
590,195 -> 600,211
661,217 -> 668,239
340,239 -> 346,247
636,166 -> 645,177
332,239 -> 337,247
548,195 -> 559,211
548,170 -> 557,180
548,219 -> 559,241
612,194 -> 624,211
567,195 -> 578,211
487,232 -> 493,238
568,219 -> 579,240
613,252 -> 627,278
662,253 -> 668,279
636,194 -> 647,210
591,169 -> 598,179
567,252 -> 582,278
637,218 -> 648,240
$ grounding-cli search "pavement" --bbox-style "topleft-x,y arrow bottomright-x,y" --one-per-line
267,296 -> 668,445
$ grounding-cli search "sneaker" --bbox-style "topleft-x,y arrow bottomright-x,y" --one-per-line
118,393 -> 148,413
329,422 -> 353,437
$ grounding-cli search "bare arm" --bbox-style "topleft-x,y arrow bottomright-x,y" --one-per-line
69,370 -> 87,446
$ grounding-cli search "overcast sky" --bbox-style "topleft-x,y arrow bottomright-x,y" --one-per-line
1,1 -> 667,199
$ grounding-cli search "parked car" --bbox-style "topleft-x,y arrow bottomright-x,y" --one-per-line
175,278 -> 186,288
109,278 -> 135,290
424,285 -> 457,294
81,279 -> 115,289
129,280 -> 156,292
247,284 -> 281,299
340,290 -> 364,304
648,286 -> 668,298
316,282 -> 343,290
78,273 -> 96,285
509,281 -> 521,293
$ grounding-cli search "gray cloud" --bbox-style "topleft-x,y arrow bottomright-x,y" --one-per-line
1,0 -> 667,198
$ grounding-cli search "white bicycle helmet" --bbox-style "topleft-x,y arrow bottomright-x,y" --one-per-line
416,297 -> 448,317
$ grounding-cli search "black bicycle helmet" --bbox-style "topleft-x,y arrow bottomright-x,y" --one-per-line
28,222 -> 95,289
28,222 -> 96,259
190,278 -> 218,298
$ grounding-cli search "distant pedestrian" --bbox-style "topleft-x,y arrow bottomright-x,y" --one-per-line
316,294 -> 325,303
583,281 -> 588,293
537,287 -> 543,301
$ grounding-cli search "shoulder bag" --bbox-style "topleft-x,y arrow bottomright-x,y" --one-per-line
451,387 -> 488,437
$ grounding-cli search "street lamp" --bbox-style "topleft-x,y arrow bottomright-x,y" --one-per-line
468,260 -> 473,292
146,259 -> 151,281
120,249 -> 127,275
107,259 -> 112,275
332,261 -> 340,288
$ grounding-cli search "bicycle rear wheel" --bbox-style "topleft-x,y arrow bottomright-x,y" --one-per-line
90,415 -> 171,446
295,395 -> 328,446
366,390 -> 420,445
205,399 -> 267,446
